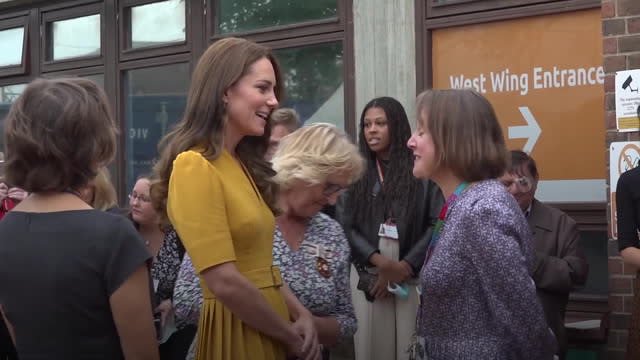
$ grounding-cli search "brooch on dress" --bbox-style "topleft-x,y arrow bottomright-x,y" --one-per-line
316,257 -> 331,278
301,243 -> 333,279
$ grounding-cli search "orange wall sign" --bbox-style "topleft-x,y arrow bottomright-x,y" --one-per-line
432,9 -> 605,202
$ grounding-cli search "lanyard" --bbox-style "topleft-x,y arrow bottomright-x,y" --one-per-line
376,158 -> 384,184
376,159 -> 395,222
423,182 -> 468,265
1,198 -> 12,212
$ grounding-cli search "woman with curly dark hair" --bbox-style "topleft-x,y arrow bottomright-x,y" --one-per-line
337,96 -> 442,360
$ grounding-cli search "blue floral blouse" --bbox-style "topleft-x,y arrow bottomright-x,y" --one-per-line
273,212 -> 357,342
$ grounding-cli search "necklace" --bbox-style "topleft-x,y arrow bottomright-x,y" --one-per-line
141,230 -> 156,247
63,188 -> 82,198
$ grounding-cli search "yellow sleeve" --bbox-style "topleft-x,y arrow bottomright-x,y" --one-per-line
167,151 -> 235,273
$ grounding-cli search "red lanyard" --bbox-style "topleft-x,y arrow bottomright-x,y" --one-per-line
377,159 -> 395,222
376,159 -> 384,184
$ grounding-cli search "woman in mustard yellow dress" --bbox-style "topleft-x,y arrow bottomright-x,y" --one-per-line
151,37 -> 320,360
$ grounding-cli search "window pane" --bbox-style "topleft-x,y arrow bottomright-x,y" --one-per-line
218,0 -> 337,34
48,73 -> 105,89
124,63 -> 189,192
82,74 -> 105,89
274,42 -> 344,129
131,0 -> 185,49
52,14 -> 101,61
0,84 -> 27,161
574,231 -> 608,296
79,73 -> 112,187
0,27 -> 24,67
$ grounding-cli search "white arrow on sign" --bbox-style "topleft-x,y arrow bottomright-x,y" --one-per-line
508,106 -> 541,154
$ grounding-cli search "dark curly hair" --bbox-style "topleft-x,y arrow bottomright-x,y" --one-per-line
348,96 -> 419,224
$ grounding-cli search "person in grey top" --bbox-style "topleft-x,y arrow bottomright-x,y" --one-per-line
407,88 -> 556,360
0,78 -> 159,360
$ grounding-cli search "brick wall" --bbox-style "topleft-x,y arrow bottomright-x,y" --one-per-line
603,0 -> 640,358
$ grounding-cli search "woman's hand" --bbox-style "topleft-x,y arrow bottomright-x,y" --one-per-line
154,299 -> 172,328
280,284 -> 320,359
7,187 -> 27,202
398,260 -> 415,279
0,183 -> 8,202
370,274 -> 391,299
378,258 -> 412,284
284,332 -> 305,359
291,311 -> 321,360
369,256 -> 414,298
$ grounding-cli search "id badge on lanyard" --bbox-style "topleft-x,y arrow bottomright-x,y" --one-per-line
375,159 -> 398,240
378,221 -> 399,240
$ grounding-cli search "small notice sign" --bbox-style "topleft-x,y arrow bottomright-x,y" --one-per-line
615,69 -> 640,131
609,141 -> 640,239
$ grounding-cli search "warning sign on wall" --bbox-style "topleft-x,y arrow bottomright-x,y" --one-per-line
615,69 -> 640,131
609,141 -> 640,239
432,9 -> 605,202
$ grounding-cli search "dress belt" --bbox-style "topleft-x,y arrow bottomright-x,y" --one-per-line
202,265 -> 283,300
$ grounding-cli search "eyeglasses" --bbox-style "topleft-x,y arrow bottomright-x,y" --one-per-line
128,192 -> 151,203
322,182 -> 348,198
501,176 -> 533,193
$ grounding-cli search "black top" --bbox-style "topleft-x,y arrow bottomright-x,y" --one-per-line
0,210 -> 151,360
151,227 -> 186,303
617,166 -> 640,251
336,161 -> 444,273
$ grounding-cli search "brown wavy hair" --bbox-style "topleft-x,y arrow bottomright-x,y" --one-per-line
3,78 -> 117,192
151,37 -> 283,226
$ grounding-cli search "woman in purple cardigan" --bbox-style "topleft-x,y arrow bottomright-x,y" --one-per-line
406,89 -> 556,360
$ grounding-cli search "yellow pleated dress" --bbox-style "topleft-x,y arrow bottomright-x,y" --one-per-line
167,150 -> 289,360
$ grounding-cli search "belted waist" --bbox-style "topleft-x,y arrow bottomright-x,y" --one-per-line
203,265 -> 283,300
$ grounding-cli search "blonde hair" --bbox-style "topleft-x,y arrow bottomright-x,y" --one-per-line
272,123 -> 364,190
91,167 -> 118,211
416,89 -> 508,182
